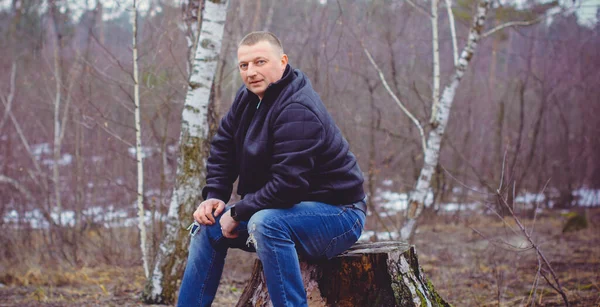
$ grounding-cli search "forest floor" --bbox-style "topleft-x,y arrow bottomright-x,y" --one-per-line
0,208 -> 598,306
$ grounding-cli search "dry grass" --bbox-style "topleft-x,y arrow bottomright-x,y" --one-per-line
414,208 -> 600,306
0,209 -> 598,306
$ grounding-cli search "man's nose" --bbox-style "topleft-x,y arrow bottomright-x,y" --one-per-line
246,64 -> 257,77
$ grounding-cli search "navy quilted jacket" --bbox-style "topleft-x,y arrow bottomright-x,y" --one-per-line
202,65 -> 365,221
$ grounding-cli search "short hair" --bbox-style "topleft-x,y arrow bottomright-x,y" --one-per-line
238,31 -> 284,55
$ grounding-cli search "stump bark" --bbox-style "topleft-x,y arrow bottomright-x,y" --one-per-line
235,241 -> 450,307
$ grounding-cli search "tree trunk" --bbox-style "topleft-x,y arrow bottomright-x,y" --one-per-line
401,0 -> 492,242
49,0 -> 63,226
141,0 -> 229,304
237,242 -> 449,307
131,0 -> 150,279
430,0 -> 440,123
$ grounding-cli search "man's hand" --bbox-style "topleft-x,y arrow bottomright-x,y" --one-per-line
220,210 -> 240,239
193,198 -> 225,225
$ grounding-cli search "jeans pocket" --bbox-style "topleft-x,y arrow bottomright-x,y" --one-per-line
187,221 -> 201,236
323,218 -> 362,259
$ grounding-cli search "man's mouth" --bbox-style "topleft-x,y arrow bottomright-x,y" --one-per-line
249,80 -> 262,85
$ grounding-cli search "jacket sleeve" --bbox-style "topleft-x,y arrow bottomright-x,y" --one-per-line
233,101 -> 324,221
201,91 -> 243,203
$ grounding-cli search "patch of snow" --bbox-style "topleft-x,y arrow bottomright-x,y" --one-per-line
574,187 -> 600,206
441,202 -> 480,212
452,186 -> 463,194
359,230 -> 399,242
377,189 -> 434,214
377,190 -> 409,213
50,209 -> 76,227
515,192 -> 545,204
514,188 -> 600,207
382,179 -> 393,187
42,153 -> 73,166
3,210 -> 19,224
32,143 -> 52,157
128,146 -> 158,159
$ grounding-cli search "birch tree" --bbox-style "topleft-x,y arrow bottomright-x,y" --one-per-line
365,0 -> 493,242
49,0 -> 64,225
142,0 -> 229,303
131,0 -> 150,279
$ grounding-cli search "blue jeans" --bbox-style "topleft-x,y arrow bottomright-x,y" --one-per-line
177,200 -> 366,307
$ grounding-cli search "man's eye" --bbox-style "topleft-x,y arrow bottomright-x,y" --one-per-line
240,64 -> 247,69
256,60 -> 266,65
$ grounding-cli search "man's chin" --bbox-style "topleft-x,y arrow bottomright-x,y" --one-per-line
249,88 -> 265,98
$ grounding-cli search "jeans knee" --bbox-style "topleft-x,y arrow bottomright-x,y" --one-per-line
189,222 -> 224,250
247,209 -> 287,250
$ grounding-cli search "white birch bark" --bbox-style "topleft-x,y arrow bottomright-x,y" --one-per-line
142,0 -> 229,303
131,0 -> 150,279
444,0 -> 459,66
49,0 -> 63,225
185,0 -> 203,75
401,0 -> 492,241
430,0 -> 441,124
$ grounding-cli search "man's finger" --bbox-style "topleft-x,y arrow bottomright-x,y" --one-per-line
199,213 -> 210,225
193,210 -> 203,224
213,202 -> 226,217
207,212 -> 215,224
203,204 -> 215,224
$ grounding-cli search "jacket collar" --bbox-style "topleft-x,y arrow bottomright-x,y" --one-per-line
245,64 -> 295,103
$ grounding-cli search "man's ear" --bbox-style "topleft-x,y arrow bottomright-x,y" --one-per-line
281,54 -> 288,68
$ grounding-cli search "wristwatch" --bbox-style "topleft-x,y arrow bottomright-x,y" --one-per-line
230,205 -> 239,221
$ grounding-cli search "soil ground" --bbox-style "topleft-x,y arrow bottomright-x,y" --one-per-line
1,208 -> 598,306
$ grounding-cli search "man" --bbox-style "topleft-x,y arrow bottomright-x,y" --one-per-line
178,31 -> 366,307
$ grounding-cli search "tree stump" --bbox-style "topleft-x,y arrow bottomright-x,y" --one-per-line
235,241 -> 450,307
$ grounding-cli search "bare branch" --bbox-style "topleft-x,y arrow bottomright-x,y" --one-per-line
91,31 -> 133,80
483,19 -> 542,38
529,178 -> 551,237
444,136 -> 496,193
96,122 -> 135,148
59,55 -> 84,143
481,7 -> 572,39
0,61 -> 17,131
0,84 -> 46,189
440,164 -> 492,196
496,189 -> 570,306
405,0 -> 433,18
444,0 -> 459,66
526,254 -> 543,306
80,56 -> 134,86
362,47 -> 427,154
497,147 -> 508,193
0,174 -> 36,202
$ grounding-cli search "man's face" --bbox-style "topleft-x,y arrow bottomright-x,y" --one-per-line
237,40 -> 288,100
